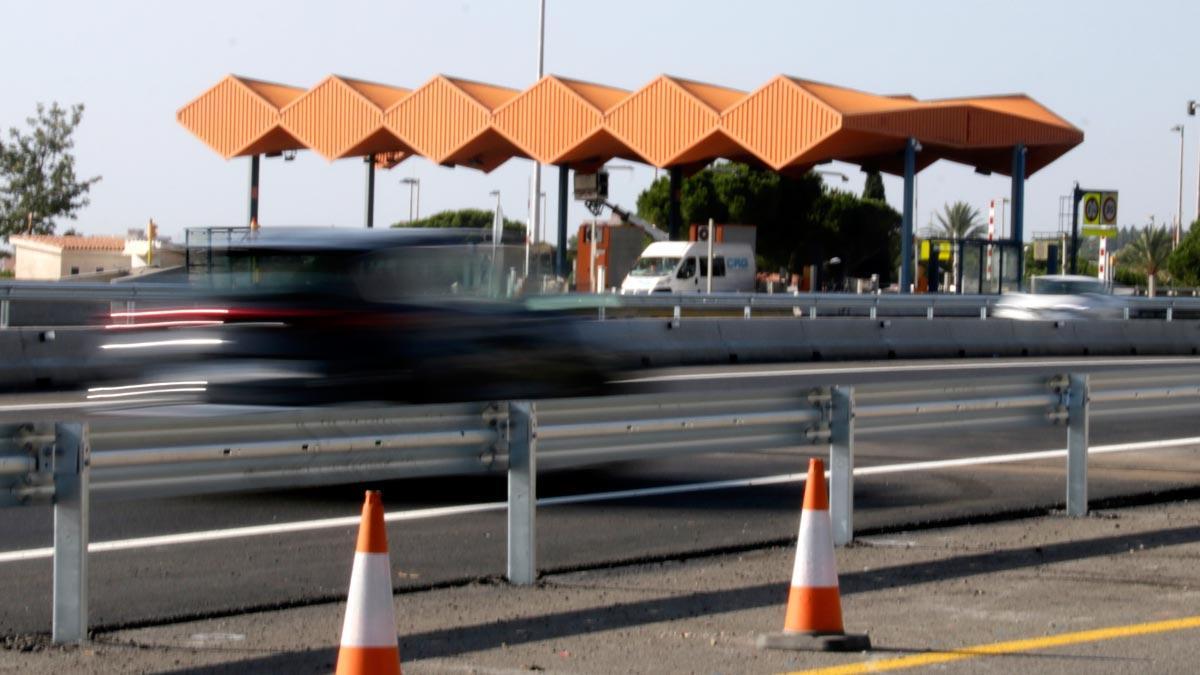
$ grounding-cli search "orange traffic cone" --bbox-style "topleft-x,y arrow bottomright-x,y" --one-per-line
758,458 -> 870,652
336,491 -> 403,675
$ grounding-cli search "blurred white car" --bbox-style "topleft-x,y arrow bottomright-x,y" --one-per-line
993,275 -> 1128,320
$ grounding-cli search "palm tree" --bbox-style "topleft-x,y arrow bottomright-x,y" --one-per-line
1120,225 -> 1173,296
932,201 -> 985,290
935,201 -> 986,240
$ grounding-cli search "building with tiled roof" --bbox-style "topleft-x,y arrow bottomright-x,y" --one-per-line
10,235 -> 130,280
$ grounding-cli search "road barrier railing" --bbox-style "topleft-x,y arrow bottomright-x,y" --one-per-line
3,360 -> 1200,643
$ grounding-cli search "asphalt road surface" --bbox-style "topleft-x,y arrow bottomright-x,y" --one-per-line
1,359 -> 1200,637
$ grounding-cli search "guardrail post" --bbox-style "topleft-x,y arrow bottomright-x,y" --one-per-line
1066,374 -> 1089,517
507,401 -> 537,585
1,299 -> 9,329
829,386 -> 855,546
52,422 -> 90,644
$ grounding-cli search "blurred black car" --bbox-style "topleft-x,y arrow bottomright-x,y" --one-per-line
98,227 -> 609,405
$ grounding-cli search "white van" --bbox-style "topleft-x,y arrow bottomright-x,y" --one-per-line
620,241 -> 756,294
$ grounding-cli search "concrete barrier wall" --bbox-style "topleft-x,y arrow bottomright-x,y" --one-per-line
578,318 -> 1200,368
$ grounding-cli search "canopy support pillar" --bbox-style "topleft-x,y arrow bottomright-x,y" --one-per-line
1011,144 -> 1026,289
900,138 -> 918,294
365,154 -> 376,229
557,165 -> 569,278
248,155 -> 260,227
668,167 -> 683,241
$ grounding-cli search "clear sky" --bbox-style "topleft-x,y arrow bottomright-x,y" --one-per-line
3,0 -> 1198,247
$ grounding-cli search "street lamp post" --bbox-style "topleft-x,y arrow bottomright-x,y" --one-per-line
528,0 -> 547,259
1172,124 -> 1185,247
1190,101 -> 1200,227
401,177 -> 420,222
489,190 -> 502,243
489,190 -> 503,294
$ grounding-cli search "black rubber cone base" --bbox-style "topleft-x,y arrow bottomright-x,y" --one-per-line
757,630 -> 871,652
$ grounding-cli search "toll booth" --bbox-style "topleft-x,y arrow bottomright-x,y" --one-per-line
575,223 -> 646,292
917,237 -> 1022,294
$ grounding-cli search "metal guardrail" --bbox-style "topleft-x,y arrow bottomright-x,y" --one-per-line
4,361 -> 1200,642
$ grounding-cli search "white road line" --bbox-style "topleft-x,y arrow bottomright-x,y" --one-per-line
1,435 -> 1198,564
614,357 -> 1200,384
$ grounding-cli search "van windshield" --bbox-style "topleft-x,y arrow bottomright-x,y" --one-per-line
629,256 -> 680,277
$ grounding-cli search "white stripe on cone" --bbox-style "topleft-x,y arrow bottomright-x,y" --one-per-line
340,552 -> 398,648
790,508 -> 838,588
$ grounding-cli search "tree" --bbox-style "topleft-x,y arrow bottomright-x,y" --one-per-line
0,103 -> 100,238
392,208 -> 524,231
1117,225 -> 1173,296
634,162 -> 899,285
862,170 -> 885,201
932,201 -> 985,289
934,201 -> 986,240
1167,219 -> 1200,287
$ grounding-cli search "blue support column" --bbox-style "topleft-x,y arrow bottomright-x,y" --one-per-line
364,154 -> 376,229
900,138 -> 918,294
556,165 -> 569,278
668,167 -> 683,241
1011,144 -> 1026,289
248,155 -> 260,226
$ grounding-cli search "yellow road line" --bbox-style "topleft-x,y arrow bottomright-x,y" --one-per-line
788,615 -> 1200,675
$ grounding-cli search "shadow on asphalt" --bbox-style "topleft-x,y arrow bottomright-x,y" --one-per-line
160,524 -> 1200,674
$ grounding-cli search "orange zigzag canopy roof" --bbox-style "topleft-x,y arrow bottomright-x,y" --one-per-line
178,74 -> 1082,177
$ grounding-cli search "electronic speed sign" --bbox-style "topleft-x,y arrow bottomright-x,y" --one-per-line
1101,193 -> 1118,225
1082,192 -> 1101,225
1081,190 -> 1118,237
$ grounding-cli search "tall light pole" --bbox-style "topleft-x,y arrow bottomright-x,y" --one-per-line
528,0 -> 547,260
1190,101 -> 1199,227
489,190 -> 503,295
489,190 -> 502,240
401,177 -> 420,222
1171,125 -> 1185,247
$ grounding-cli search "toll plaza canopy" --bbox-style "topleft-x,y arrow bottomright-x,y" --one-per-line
178,73 -> 1082,177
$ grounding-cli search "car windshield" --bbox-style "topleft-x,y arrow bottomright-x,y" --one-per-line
1031,277 -> 1107,295
196,243 -> 525,301
629,256 -> 679,277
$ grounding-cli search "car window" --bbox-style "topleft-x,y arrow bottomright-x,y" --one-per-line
677,257 -> 696,279
698,257 -> 726,277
